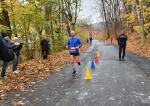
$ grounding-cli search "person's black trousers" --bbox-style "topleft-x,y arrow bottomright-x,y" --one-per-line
90,40 -> 92,45
119,45 -> 126,60
42,49 -> 49,59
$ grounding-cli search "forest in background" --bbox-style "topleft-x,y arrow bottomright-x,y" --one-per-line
0,0 -> 150,59
95,0 -> 150,58
96,0 -> 150,43
0,0 -> 90,60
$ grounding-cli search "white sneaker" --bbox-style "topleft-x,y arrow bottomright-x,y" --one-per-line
13,70 -> 19,74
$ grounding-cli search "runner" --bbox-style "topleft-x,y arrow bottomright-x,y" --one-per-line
67,31 -> 82,74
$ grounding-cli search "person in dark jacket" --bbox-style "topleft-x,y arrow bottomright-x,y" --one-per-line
117,31 -> 128,61
40,38 -> 50,59
86,37 -> 89,44
0,36 -> 14,62
89,36 -> 92,45
0,35 -> 19,79
89,32 -> 93,45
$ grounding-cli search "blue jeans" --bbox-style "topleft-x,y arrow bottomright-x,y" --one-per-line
1,54 -> 18,78
12,55 -> 19,72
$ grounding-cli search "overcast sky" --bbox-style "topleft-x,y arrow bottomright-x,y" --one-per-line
78,0 -> 102,24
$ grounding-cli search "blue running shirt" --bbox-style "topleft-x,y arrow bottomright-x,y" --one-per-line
67,37 -> 82,52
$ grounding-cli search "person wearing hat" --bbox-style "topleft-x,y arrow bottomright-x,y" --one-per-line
12,37 -> 23,73
117,30 -> 128,61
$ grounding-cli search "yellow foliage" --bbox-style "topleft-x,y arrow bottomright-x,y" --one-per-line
133,26 -> 141,33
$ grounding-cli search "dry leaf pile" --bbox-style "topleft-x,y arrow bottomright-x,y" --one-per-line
127,37 -> 150,58
0,44 -> 89,100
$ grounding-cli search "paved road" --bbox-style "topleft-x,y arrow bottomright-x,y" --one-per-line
0,41 -> 150,106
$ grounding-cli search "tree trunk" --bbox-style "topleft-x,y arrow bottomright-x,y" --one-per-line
44,6 -> 50,37
139,1 -> 145,46
101,0 -> 110,38
49,7 -> 54,45
0,0 -> 11,36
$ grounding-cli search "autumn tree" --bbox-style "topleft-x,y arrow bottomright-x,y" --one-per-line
0,0 -> 83,60
0,0 -> 11,36
60,0 -> 81,35
96,0 -> 150,45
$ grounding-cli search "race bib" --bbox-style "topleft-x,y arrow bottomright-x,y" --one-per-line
70,47 -> 77,53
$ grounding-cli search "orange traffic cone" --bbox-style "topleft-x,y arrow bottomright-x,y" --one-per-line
96,51 -> 100,58
84,67 -> 92,80
95,51 -> 100,64
95,57 -> 99,64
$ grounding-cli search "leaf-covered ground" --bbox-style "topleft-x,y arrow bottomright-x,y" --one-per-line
106,35 -> 150,58
0,44 -> 89,100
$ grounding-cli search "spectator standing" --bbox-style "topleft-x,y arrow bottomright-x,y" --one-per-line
117,31 -> 128,61
40,38 -> 50,59
12,37 -> 23,72
0,35 -> 19,79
